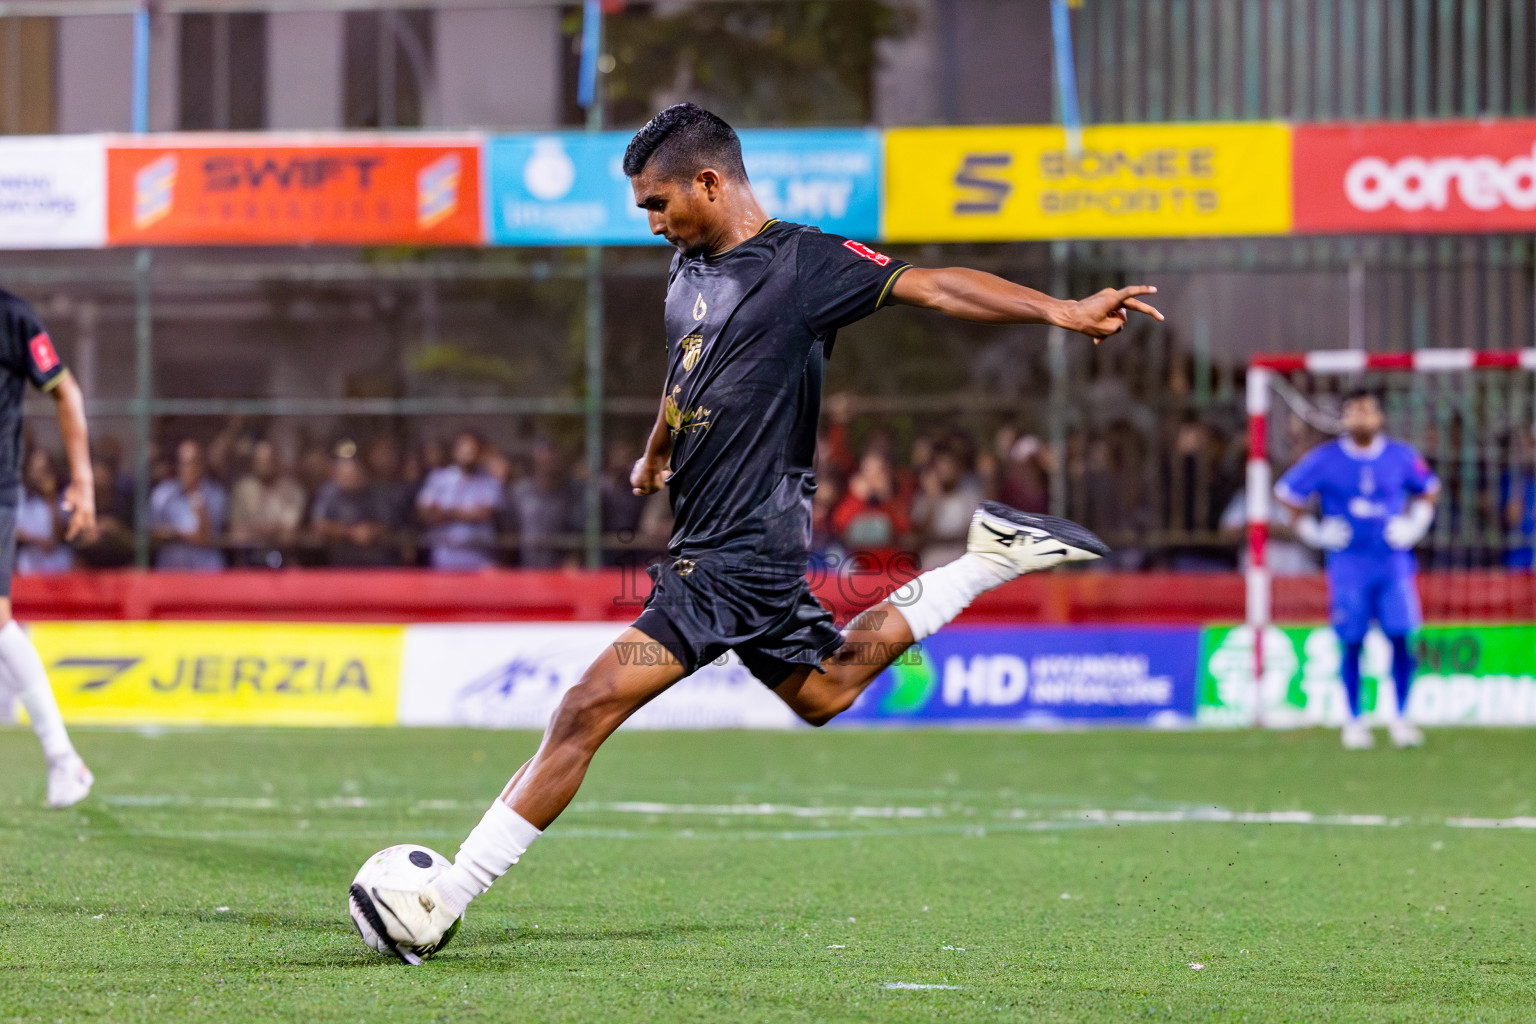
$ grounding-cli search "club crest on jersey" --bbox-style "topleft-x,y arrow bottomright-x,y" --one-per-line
842,239 -> 892,266
693,293 -> 707,321
680,333 -> 704,372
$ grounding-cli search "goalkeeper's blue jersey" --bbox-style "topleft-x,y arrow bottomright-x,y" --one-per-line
1275,436 -> 1439,561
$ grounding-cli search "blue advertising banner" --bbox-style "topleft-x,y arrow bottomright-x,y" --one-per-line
836,625 -> 1200,726
486,128 -> 882,246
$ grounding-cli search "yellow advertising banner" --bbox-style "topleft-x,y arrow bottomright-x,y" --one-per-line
28,622 -> 404,726
883,122 -> 1293,241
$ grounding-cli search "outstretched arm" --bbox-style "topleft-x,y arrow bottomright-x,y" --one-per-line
888,267 -> 1163,339
50,372 -> 95,543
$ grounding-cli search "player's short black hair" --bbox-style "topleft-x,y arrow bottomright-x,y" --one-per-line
1341,387 -> 1381,409
622,103 -> 748,183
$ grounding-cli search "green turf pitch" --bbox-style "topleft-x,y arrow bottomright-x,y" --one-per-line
2,728 -> 1535,1023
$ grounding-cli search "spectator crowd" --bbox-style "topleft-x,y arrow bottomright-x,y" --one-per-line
14,402 -> 1530,575
16,424 -> 671,574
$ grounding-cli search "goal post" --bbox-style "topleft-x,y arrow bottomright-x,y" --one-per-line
1242,348 -> 1536,727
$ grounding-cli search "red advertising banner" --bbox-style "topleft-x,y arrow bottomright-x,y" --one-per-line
1294,120 -> 1536,233
106,137 -> 482,245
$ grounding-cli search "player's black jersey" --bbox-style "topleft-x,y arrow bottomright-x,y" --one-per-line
0,289 -> 65,497
660,220 -> 908,566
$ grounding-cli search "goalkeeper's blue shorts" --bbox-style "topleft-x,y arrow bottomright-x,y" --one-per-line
1326,552 -> 1420,644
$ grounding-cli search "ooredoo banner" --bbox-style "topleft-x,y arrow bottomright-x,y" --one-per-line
26,621 -> 404,726
1294,120 -> 1536,233
105,136 -> 482,245
0,136 -> 107,248
884,122 -> 1292,241
836,625 -> 1200,725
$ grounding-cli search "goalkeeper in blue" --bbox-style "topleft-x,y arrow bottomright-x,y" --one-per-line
1276,389 -> 1439,749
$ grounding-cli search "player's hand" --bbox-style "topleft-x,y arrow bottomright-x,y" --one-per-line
1385,502 -> 1435,550
1061,286 -> 1164,341
1296,514 -> 1351,551
61,481 -> 97,543
630,456 -> 672,496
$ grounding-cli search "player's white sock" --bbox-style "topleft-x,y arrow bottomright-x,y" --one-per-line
0,620 -> 76,763
434,801 -> 542,916
891,553 -> 1012,642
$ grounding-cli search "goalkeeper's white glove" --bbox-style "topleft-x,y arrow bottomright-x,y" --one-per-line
1295,514 -> 1352,551
1385,501 -> 1435,550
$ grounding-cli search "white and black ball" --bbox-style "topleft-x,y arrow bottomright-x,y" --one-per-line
347,844 -> 461,963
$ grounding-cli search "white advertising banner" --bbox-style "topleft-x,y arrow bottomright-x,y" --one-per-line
398,623 -> 804,730
0,136 -> 107,248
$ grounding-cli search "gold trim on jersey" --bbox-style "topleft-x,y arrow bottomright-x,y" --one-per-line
875,264 -> 912,309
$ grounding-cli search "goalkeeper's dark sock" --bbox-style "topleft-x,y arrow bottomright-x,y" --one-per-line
1389,634 -> 1415,715
1340,640 -> 1366,718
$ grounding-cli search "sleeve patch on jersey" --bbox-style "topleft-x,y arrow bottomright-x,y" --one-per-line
842,239 -> 892,266
29,332 -> 59,373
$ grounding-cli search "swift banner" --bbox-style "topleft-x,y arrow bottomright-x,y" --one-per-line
23,621 -> 404,726
0,136 -> 107,248
836,625 -> 1199,726
486,128 -> 881,245
1294,120 -> 1536,233
105,136 -> 482,245
1199,624 -> 1536,727
884,122 -> 1292,241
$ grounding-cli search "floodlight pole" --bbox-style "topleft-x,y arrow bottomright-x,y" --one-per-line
131,2 -> 155,568
580,0 -> 605,569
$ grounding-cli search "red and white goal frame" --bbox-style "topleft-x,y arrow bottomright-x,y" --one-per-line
1244,348 -> 1536,717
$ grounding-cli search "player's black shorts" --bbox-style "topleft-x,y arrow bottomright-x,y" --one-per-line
632,554 -> 843,688
0,500 -> 17,598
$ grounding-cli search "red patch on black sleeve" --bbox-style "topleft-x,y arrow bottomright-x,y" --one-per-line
842,239 -> 892,267
29,332 -> 59,373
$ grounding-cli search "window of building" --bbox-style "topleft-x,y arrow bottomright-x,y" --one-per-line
344,9 -> 433,129
0,17 -> 55,134
179,12 -> 268,130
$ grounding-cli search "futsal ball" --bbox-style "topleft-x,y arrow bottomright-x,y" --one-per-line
347,844 -> 462,964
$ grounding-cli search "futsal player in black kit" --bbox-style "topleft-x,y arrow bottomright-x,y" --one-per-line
0,289 -> 96,807
357,104 -> 1164,960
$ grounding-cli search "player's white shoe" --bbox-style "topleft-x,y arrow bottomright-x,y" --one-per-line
350,881 -> 459,965
1388,719 -> 1425,748
1341,722 -> 1374,750
46,755 -> 93,809
966,501 -> 1110,579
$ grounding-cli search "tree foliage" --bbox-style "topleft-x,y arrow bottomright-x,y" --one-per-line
597,1 -> 907,127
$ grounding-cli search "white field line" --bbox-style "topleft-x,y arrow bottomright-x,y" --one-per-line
882,983 -> 961,990
82,795 -> 1536,834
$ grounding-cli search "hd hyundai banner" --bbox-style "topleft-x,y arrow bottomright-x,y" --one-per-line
836,625 -> 1200,726
1293,120 -> 1536,233
105,136 -> 482,246
486,128 -> 882,245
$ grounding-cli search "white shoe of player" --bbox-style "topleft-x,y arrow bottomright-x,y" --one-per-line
46,755 -> 93,809
966,501 -> 1110,579
351,881 -> 459,965
1388,719 -> 1425,748
1341,722 -> 1374,750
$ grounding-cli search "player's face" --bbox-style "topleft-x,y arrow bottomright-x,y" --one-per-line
1341,397 -> 1384,442
630,169 -> 724,257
